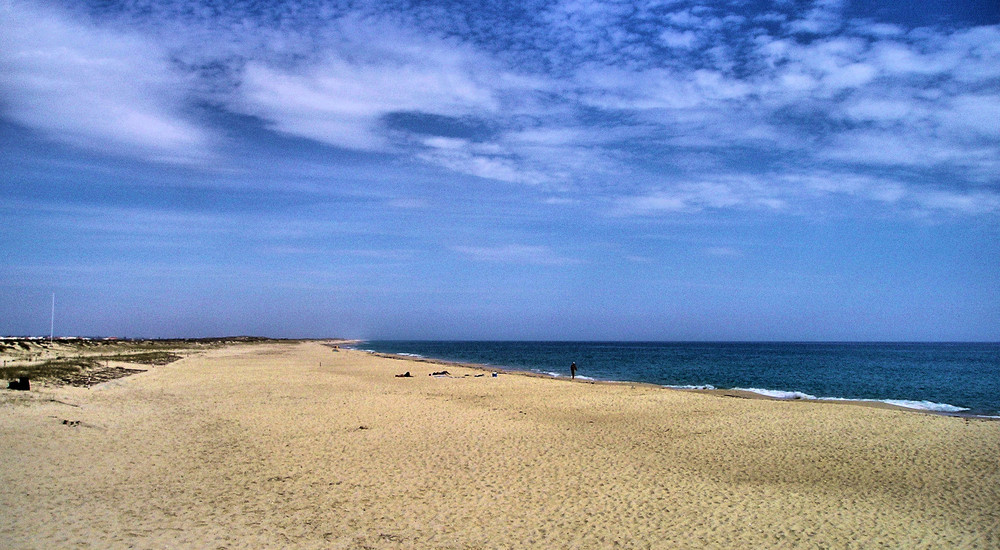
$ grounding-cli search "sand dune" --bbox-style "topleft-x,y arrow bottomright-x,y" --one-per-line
1,341 -> 997,548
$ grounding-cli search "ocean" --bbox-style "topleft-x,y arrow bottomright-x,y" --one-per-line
355,341 -> 1000,418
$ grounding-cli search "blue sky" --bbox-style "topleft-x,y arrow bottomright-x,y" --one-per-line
1,0 -> 998,341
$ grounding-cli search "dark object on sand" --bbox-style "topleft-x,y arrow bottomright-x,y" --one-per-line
8,377 -> 30,391
430,370 -> 450,376
395,372 -> 412,378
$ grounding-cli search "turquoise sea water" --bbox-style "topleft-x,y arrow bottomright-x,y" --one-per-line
356,341 -> 1000,417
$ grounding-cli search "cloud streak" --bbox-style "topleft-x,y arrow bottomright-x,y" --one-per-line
0,0 -> 214,163
452,245 -> 580,266
231,17 -> 502,151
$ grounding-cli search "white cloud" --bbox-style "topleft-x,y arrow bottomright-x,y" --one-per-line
823,62 -> 877,88
915,190 -> 1000,215
787,0 -> 844,35
945,95 -> 1000,138
612,171 -> 1000,218
617,193 -> 688,214
660,30 -> 698,50
754,12 -> 788,24
801,172 -> 1000,216
413,122 -> 625,188
0,0 -> 213,163
949,27 -> 1000,81
872,41 -> 951,75
614,179 -> 784,215
233,21 -> 499,152
415,137 -> 550,185
574,66 -> 718,110
666,9 -> 706,29
692,70 -> 752,100
704,247 -> 743,257
387,198 -> 428,209
851,22 -> 904,38
452,244 -> 579,265
420,146 -> 540,185
755,35 -> 880,98
842,97 -> 922,122
823,128 -> 997,171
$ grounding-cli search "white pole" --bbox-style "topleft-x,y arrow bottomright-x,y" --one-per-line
50,293 -> 55,342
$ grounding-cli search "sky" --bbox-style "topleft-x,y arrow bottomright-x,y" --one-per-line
1,0 -> 998,341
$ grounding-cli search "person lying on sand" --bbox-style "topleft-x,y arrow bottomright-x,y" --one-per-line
430,370 -> 450,376
395,372 -> 412,378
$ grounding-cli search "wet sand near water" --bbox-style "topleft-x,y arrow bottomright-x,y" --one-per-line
1,341 -> 997,548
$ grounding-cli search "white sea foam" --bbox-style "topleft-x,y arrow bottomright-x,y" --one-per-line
665,384 -> 717,390
737,388 -> 973,414
881,399 -> 969,413
817,396 -> 972,413
541,371 -> 595,381
738,388 -> 819,400
359,349 -> 426,359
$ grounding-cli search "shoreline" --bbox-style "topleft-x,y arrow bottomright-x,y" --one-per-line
5,336 -> 990,420
5,337 -> 992,419
356,347 -> 999,420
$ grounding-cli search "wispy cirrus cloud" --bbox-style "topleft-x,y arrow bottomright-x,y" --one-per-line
615,171 -> 999,217
230,17 -> 502,152
0,0 -> 213,163
452,244 -> 580,266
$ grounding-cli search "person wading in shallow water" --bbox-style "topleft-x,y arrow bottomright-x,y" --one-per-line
570,362 -> 577,379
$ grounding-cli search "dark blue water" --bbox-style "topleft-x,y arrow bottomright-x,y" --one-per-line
357,341 -> 1000,417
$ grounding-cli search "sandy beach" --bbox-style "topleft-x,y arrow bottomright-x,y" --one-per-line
1,340 -> 997,548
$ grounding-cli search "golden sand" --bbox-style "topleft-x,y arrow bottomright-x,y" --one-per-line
1,341 -> 997,548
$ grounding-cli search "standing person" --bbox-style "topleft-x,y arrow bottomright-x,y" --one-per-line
570,362 -> 577,379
